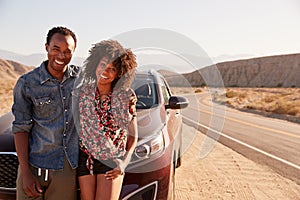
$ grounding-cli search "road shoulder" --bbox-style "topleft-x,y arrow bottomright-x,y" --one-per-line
175,125 -> 300,199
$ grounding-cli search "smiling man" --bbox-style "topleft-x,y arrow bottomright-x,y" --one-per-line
12,26 -> 80,200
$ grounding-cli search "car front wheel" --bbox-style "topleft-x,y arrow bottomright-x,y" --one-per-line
168,155 -> 176,200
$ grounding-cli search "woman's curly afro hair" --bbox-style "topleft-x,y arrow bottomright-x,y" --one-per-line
83,40 -> 137,89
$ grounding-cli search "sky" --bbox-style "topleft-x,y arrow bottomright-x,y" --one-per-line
0,0 -> 300,65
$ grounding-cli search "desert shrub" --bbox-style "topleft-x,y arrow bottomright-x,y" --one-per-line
267,105 -> 284,114
263,96 -> 275,103
245,105 -> 254,109
286,108 -> 298,116
194,88 -> 202,93
238,92 -> 247,99
267,101 -> 291,115
226,100 -> 232,105
226,90 -> 239,98
221,88 -> 300,119
277,83 -> 283,87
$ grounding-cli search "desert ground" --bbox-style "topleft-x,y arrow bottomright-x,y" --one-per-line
175,124 -> 300,199
1,87 -> 300,199
172,87 -> 300,199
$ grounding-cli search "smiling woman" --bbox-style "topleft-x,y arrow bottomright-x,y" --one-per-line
73,39 -> 139,200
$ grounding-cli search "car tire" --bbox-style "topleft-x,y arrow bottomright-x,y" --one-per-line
168,155 -> 176,200
176,149 -> 181,168
176,125 -> 183,168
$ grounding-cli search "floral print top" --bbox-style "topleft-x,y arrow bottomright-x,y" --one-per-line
78,82 -> 137,163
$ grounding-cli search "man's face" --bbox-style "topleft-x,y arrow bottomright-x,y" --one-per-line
45,33 -> 76,74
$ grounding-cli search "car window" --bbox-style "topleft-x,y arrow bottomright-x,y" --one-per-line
132,75 -> 158,109
158,76 -> 171,105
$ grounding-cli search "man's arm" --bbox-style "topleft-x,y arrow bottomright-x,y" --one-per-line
14,132 -> 42,197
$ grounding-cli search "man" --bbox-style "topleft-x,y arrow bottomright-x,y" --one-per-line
12,26 -> 79,200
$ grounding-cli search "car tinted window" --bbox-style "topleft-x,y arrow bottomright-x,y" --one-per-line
132,75 -> 158,109
158,76 -> 171,105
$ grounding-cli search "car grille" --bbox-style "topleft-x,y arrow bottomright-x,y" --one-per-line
0,153 -> 18,189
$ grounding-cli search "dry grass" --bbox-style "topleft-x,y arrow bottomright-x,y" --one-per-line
172,87 -> 300,124
224,88 -> 300,116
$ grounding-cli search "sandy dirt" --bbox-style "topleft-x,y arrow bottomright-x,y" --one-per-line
175,124 -> 300,200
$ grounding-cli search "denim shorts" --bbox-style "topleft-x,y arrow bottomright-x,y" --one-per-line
77,149 -> 117,176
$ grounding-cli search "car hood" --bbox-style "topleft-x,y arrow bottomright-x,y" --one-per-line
0,106 -> 168,150
136,105 -> 166,139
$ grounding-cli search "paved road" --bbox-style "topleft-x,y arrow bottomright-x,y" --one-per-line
175,124 -> 300,199
181,92 -> 300,184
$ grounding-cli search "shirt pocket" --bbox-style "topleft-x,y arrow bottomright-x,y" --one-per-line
33,96 -> 57,118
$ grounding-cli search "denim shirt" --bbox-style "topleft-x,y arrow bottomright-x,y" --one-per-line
12,61 -> 80,170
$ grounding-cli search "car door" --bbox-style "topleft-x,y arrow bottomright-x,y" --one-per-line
158,75 -> 182,143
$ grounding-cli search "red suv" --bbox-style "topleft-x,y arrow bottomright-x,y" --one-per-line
0,69 -> 189,200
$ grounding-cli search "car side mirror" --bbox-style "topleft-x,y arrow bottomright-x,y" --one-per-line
165,96 -> 189,109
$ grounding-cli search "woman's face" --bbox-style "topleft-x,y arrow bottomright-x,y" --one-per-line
95,57 -> 118,86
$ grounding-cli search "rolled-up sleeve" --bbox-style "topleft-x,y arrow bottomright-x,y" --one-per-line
12,77 -> 33,133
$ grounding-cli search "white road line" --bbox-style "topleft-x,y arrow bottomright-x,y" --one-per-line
183,116 -> 300,170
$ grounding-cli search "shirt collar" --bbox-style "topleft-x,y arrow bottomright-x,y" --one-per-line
39,61 -> 79,84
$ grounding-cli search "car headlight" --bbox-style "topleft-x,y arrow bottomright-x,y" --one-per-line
131,130 -> 165,164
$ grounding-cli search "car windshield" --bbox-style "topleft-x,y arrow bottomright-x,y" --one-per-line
131,74 -> 158,109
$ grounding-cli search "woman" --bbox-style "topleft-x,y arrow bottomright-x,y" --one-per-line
77,40 -> 138,200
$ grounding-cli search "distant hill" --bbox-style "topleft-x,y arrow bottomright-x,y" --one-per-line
0,59 -> 34,115
0,59 -> 34,80
1,52 -> 300,88
0,49 -> 84,67
0,49 -> 256,74
165,53 -> 300,88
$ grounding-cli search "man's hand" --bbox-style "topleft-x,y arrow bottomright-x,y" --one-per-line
22,169 -> 43,197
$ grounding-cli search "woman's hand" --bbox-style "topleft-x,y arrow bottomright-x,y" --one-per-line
104,159 -> 126,180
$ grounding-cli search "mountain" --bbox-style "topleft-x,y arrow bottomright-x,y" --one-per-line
0,59 -> 34,80
211,54 -> 255,63
0,49 -> 254,73
1,50 -> 300,88
0,59 -> 34,116
136,53 -> 214,73
165,53 -> 300,88
0,49 -> 85,67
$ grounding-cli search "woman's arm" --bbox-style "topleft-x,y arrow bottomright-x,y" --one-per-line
105,90 -> 138,180
122,116 -> 138,167
105,117 -> 138,180
120,89 -> 138,169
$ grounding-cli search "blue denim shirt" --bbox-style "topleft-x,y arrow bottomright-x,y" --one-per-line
12,61 -> 80,170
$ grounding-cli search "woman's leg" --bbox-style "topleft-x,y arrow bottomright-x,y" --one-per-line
78,175 -> 97,200
95,174 -> 124,200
